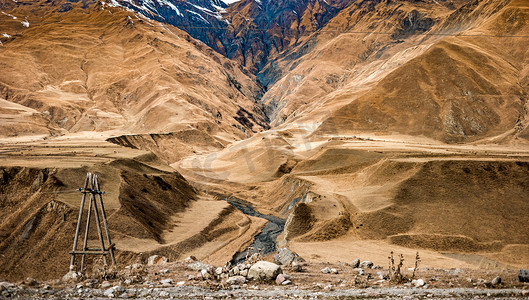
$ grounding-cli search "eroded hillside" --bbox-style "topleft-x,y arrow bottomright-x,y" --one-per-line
0,0 -> 268,144
261,0 -> 529,143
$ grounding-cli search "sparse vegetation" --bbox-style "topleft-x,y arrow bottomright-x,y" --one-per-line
412,252 -> 421,279
388,251 -> 406,283
388,251 -> 421,283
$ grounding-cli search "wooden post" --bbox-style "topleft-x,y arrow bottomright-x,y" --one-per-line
69,173 -> 90,271
90,174 -> 107,266
69,172 -> 116,274
93,174 -> 116,266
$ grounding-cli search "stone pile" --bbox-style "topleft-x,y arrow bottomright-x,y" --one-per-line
185,256 -> 288,286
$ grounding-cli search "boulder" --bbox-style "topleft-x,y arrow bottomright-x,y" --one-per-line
160,279 -> 173,286
412,279 -> 425,287
103,288 -> 115,297
0,282 -> 14,292
159,291 -> 169,297
215,267 -> 224,276
351,259 -> 360,268
321,267 -> 331,274
104,286 -> 124,297
359,261 -> 373,269
147,255 -> 168,266
491,276 -> 501,285
230,266 -> 240,276
62,271 -> 81,282
519,269 -> 529,283
226,276 -> 247,285
187,261 -> 212,271
183,256 -> 197,264
330,268 -> 338,274
353,268 -> 365,275
247,261 -> 282,281
275,273 -> 287,285
200,269 -> 211,280
273,248 -> 303,266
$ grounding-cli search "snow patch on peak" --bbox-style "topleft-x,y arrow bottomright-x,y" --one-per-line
1,12 -> 17,19
158,0 -> 183,16
187,10 -> 211,24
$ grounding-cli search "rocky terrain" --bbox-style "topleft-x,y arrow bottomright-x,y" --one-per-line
1,0 -> 529,298
2,252 -> 529,299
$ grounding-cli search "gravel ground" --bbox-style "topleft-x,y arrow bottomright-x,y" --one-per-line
3,285 -> 529,299
3,258 -> 529,299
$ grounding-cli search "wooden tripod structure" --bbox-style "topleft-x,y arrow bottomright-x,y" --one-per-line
69,172 -> 116,273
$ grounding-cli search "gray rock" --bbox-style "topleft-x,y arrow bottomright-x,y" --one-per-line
275,273 -> 287,285
159,290 -> 169,297
247,261 -> 282,281
183,256 -> 197,263
282,280 -> 292,285
519,269 -> 529,283
226,276 -> 247,285
351,259 -> 360,268
273,248 -> 303,266
147,255 -> 168,266
412,279 -> 425,287
100,281 -> 111,288
446,268 -> 464,275
230,266 -> 240,276
160,279 -> 173,286
62,271 -> 81,282
188,261 -> 212,271
353,268 -> 365,275
359,261 -> 373,269
330,268 -> 338,274
491,276 -> 501,285
321,267 -> 331,274
291,261 -> 303,272
201,269 -> 211,280
0,282 -> 14,290
104,288 -> 115,297
215,267 -> 223,275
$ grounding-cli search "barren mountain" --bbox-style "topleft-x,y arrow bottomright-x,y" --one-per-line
1,0 -> 529,285
0,0 -> 268,144
261,0 -> 529,143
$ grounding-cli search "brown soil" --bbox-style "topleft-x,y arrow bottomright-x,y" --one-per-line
0,138 -> 264,281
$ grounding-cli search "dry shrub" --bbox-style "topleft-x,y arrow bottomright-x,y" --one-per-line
388,251 -> 421,283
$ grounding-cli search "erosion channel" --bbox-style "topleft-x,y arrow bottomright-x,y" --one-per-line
225,197 -> 286,264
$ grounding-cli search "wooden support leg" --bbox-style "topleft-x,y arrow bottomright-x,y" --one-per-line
91,175 -> 108,266
94,175 -> 116,266
80,176 -> 95,274
70,173 -> 91,271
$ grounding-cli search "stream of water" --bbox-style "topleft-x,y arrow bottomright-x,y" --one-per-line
225,197 -> 285,264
